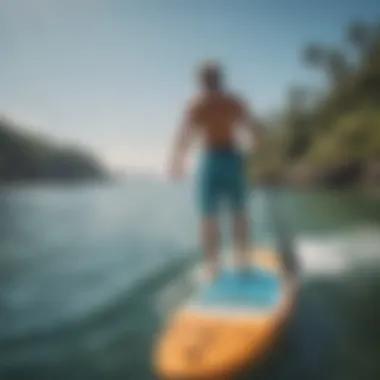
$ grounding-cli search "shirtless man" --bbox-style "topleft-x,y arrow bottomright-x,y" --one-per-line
169,61 -> 263,279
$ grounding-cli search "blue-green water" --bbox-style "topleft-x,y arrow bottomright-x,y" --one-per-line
1,178 -> 380,380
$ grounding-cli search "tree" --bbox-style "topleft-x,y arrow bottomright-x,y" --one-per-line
325,49 -> 351,83
303,43 -> 327,68
347,21 -> 371,53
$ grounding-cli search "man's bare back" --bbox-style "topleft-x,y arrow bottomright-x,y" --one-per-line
186,91 -> 247,149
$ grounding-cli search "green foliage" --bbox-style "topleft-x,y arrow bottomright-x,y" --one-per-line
248,130 -> 287,184
254,19 -> 380,185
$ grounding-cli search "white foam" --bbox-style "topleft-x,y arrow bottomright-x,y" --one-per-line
295,238 -> 350,277
294,224 -> 380,278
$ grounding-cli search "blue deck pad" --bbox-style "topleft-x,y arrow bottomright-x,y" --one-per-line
193,268 -> 281,310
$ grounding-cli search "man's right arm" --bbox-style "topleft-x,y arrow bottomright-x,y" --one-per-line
168,99 -> 198,179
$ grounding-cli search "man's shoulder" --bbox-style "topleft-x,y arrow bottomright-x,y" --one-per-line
188,91 -> 243,103
185,94 -> 204,112
183,94 -> 205,123
222,92 -> 248,113
226,91 -> 246,105
185,91 -> 248,113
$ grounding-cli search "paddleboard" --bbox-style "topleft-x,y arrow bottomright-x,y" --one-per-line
153,247 -> 297,380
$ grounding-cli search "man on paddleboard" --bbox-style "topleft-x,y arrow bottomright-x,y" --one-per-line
168,61 -> 264,279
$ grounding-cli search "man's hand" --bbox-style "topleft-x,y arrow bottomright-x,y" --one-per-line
168,158 -> 186,180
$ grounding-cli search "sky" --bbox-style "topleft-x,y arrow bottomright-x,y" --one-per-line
1,0 -> 379,174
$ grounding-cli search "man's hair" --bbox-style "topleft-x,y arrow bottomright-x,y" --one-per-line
197,60 -> 223,90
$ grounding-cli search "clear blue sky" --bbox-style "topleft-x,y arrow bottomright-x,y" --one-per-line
1,0 -> 379,173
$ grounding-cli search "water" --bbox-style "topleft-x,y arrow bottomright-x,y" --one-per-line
0,179 -> 379,380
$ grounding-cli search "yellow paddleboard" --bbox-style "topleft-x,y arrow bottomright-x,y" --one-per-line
153,247 -> 297,380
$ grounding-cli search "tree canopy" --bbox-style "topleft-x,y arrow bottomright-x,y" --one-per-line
252,19 -> 380,187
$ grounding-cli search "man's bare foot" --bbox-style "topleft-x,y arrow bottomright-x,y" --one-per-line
199,262 -> 219,283
234,254 -> 250,271
233,252 -> 253,278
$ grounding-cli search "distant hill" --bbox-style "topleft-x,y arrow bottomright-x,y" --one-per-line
0,116 -> 108,183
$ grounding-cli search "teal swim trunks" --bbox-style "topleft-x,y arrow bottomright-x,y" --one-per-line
197,147 -> 248,216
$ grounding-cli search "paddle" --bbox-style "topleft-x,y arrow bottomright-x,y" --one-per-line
265,186 -> 300,279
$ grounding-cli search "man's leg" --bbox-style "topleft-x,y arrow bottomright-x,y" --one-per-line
229,152 -> 250,270
201,214 -> 220,280
197,152 -> 221,281
232,211 -> 250,269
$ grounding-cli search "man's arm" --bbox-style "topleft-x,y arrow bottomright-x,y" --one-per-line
168,102 -> 197,179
